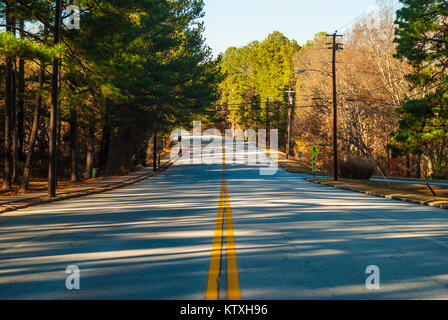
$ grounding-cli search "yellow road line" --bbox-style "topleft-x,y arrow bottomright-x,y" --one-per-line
205,176 -> 225,300
205,145 -> 241,300
224,176 -> 242,300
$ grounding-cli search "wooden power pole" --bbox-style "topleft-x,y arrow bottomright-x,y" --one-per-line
326,32 -> 343,181
266,97 -> 270,150
285,88 -> 295,159
153,126 -> 158,172
49,0 -> 61,197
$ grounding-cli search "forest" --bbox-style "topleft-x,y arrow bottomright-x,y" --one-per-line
0,0 -> 221,194
218,0 -> 448,180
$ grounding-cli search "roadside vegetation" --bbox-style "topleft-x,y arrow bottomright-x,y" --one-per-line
309,177 -> 448,207
219,0 -> 448,182
0,0 -> 221,194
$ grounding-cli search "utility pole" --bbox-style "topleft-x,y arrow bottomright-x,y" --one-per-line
326,31 -> 343,181
49,0 -> 61,197
266,97 -> 272,150
285,88 -> 295,159
178,129 -> 182,156
153,125 -> 158,172
3,0 -> 13,190
232,113 -> 235,139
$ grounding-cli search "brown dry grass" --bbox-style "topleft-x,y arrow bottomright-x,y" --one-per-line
275,150 -> 317,174
310,177 -> 448,205
274,150 -> 448,205
0,144 -> 175,197
0,175 -> 120,196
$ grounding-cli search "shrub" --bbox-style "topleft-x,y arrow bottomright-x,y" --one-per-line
432,168 -> 448,180
339,154 -> 375,179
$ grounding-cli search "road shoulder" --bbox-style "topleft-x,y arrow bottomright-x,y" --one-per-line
306,177 -> 448,210
0,158 -> 174,215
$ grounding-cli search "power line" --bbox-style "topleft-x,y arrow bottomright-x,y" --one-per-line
357,79 -> 448,110
336,1 -> 402,33
361,75 -> 410,94
182,79 -> 447,115
400,79 -> 448,102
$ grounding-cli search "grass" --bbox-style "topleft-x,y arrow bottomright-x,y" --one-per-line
273,150 -> 448,206
275,150 -> 324,175
0,145 -> 175,197
0,175 -> 120,196
308,177 -> 448,205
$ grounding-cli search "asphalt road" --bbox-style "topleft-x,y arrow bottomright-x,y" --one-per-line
1,136 -> 448,299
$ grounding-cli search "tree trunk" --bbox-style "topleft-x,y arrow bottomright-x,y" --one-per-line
17,20 -> 25,163
406,154 -> 411,178
12,57 -> 18,184
20,62 -> 45,191
153,128 -> 157,172
20,16 -> 48,192
70,106 -> 79,181
4,56 -> 13,190
416,154 -> 422,179
49,0 -> 61,197
85,118 -> 95,179
99,124 -> 111,172
386,146 -> 391,175
3,2 -> 14,190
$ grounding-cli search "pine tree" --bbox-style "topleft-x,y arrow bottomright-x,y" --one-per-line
392,0 -> 448,178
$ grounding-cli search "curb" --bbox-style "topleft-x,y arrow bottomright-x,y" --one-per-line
0,159 -> 174,215
306,178 -> 448,210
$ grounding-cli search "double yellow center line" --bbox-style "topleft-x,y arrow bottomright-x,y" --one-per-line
205,147 -> 241,300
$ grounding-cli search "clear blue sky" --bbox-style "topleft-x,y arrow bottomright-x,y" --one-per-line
202,0 -> 400,56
